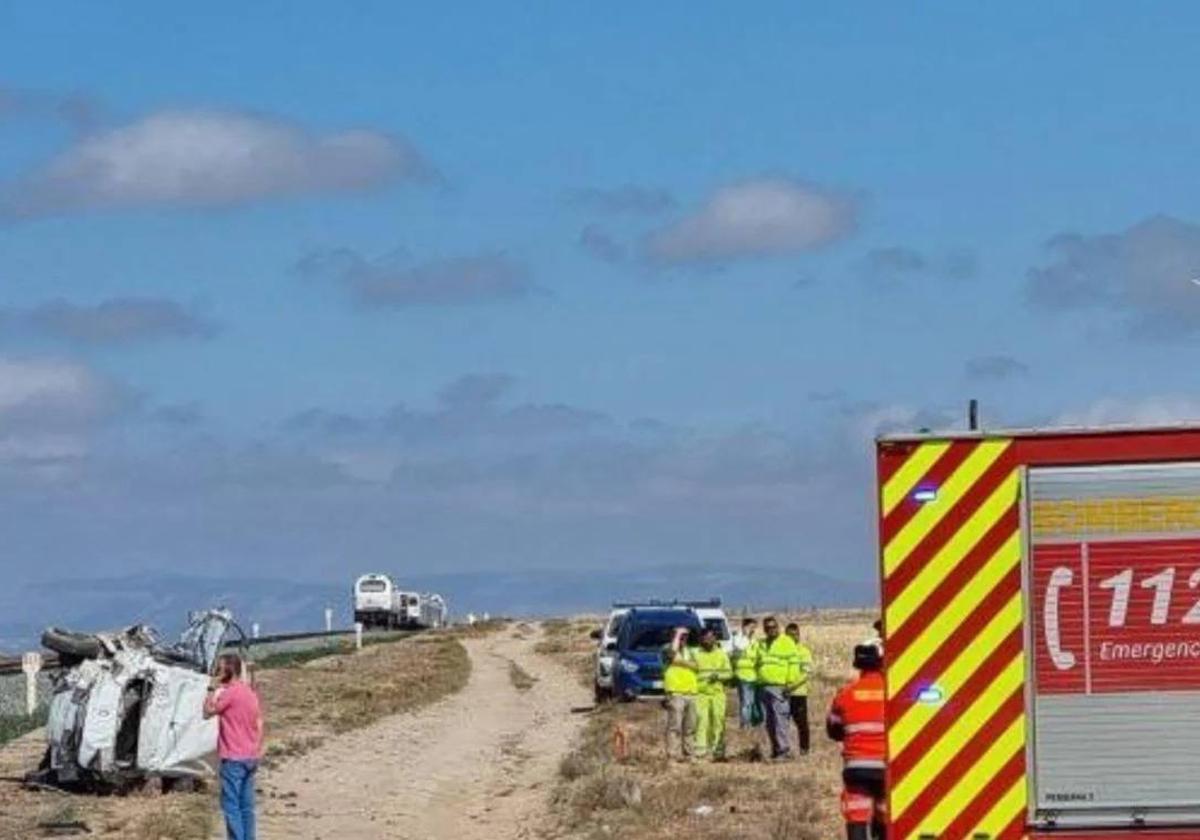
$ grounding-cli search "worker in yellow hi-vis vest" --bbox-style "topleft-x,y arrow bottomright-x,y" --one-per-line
661,627 -> 699,760
731,617 -> 762,728
755,615 -> 802,760
785,622 -> 815,754
693,626 -> 733,760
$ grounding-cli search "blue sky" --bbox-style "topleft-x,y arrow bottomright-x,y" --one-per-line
4,3 -> 1200,620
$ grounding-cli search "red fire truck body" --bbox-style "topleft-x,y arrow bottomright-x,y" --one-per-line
876,425 -> 1200,839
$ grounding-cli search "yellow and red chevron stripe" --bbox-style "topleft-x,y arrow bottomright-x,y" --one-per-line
879,437 -> 1028,840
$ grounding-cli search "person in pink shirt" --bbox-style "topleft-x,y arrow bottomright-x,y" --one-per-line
203,653 -> 263,840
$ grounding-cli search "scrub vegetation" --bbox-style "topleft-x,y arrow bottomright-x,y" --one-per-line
545,611 -> 874,839
249,628 -> 417,669
508,660 -> 539,691
0,707 -> 47,748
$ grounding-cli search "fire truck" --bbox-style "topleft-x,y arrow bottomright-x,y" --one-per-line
876,423 -> 1200,839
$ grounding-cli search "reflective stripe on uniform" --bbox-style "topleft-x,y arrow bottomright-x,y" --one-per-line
841,791 -> 875,822
844,722 -> 885,734
845,758 -> 887,770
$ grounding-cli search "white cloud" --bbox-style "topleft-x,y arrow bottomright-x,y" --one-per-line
1027,215 -> 1200,337
0,357 -> 130,477
1055,396 -> 1200,427
643,177 -> 857,264
2,110 -> 432,217
0,357 -> 117,421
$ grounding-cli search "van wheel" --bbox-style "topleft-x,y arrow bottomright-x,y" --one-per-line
594,684 -> 611,704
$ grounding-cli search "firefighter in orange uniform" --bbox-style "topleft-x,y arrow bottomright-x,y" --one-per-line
827,642 -> 887,840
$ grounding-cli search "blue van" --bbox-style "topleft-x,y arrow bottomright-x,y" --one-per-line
612,607 -> 704,700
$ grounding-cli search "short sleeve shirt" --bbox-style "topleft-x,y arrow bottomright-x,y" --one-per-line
214,681 -> 262,761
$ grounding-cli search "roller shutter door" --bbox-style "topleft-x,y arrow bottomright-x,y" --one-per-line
1027,462 -> 1200,829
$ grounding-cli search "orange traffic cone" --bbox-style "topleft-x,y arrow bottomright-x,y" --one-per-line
612,721 -> 629,762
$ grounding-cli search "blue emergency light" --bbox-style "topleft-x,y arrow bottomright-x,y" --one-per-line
916,685 -> 945,705
913,486 -> 938,503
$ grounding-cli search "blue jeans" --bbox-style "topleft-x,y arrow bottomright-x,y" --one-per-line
220,759 -> 258,840
737,680 -> 760,728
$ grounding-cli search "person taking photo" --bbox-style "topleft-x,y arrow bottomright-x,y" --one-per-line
203,653 -> 263,840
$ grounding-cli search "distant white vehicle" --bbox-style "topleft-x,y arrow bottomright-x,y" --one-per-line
419,593 -> 449,629
591,607 -> 628,703
353,575 -> 448,630
690,600 -> 733,654
354,573 -> 404,629
396,589 -> 422,626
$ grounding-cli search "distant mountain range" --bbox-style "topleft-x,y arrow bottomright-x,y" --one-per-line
0,566 -> 875,654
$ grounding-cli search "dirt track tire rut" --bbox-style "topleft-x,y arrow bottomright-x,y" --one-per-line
252,627 -> 589,840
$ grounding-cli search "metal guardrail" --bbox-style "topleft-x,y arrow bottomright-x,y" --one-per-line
0,628 -> 371,676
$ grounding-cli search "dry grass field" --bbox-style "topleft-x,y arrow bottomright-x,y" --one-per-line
544,610 -> 876,840
0,614 -> 870,839
0,630 -> 472,840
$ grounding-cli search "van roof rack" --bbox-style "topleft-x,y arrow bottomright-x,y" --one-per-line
612,598 -> 722,609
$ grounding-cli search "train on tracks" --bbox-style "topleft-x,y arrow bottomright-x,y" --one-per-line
353,573 -> 448,630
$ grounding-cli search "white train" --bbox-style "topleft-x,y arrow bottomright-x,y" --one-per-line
353,574 -> 448,630
420,592 -> 449,629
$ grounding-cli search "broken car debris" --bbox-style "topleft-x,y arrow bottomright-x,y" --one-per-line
28,608 -> 245,792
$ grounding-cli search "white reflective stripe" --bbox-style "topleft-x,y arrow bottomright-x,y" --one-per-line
845,758 -> 887,769
843,796 -> 873,808
827,714 -> 844,724
843,722 -> 885,734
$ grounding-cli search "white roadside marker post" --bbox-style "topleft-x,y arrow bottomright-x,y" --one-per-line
251,622 -> 260,639
355,622 -> 364,650
324,608 -> 333,633
21,652 -> 42,717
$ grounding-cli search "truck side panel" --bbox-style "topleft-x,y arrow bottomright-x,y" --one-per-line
878,428 -> 1200,840
879,437 -> 1026,840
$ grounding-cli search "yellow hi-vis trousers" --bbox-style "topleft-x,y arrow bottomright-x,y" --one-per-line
694,690 -> 727,758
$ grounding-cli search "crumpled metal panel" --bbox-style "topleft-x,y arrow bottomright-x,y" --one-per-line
138,662 -> 217,778
77,669 -> 123,773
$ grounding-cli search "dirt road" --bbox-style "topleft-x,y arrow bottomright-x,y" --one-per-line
254,626 -> 590,840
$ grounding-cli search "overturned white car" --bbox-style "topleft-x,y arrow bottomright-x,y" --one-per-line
30,609 -> 244,791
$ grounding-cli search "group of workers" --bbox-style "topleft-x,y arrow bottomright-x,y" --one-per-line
661,617 -> 887,840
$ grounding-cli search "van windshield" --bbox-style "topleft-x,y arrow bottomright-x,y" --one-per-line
360,580 -> 387,593
628,624 -> 683,651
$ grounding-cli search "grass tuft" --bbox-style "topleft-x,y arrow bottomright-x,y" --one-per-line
508,660 -> 538,691
0,707 -> 48,747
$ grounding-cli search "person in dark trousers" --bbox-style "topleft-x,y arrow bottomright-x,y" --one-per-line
204,653 -> 263,840
754,615 -> 801,761
784,622 -> 814,754
827,643 -> 887,840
